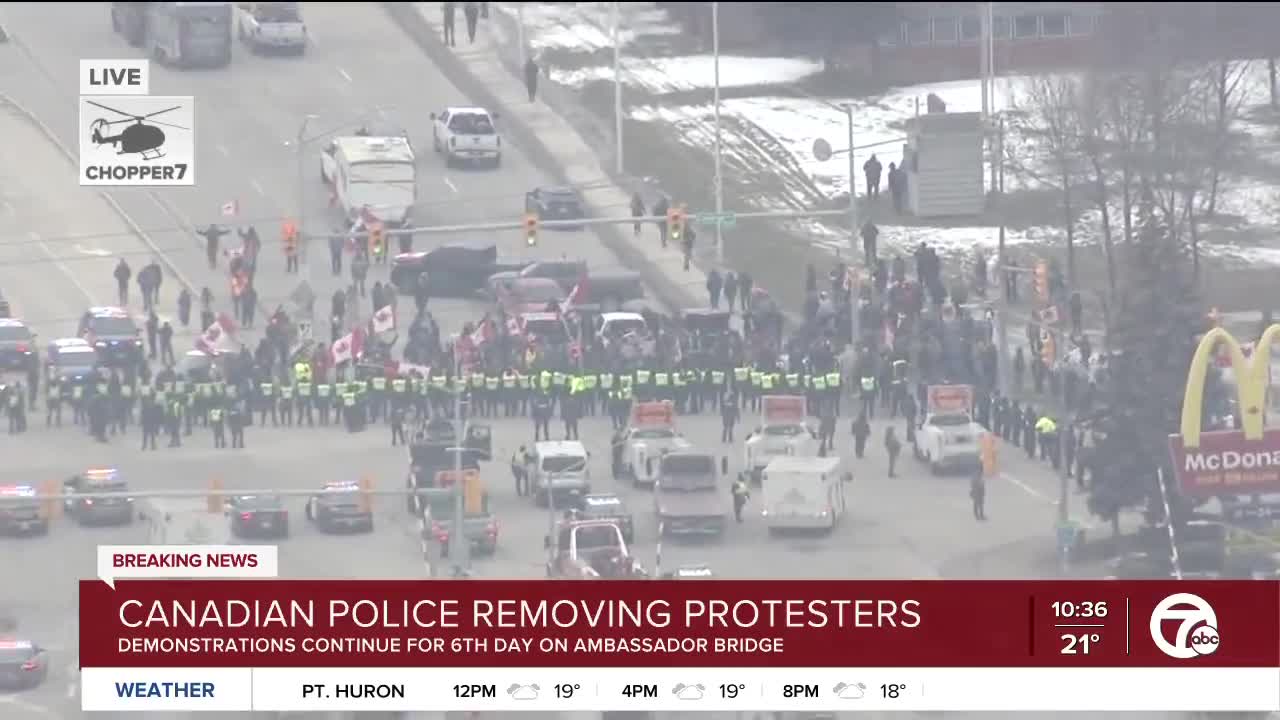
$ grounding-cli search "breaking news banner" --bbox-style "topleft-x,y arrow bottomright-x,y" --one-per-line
77,580 -> 1280,714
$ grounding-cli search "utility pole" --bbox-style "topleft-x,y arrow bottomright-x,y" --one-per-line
712,1 -> 724,266
996,115 -> 1010,398
450,351 -> 471,575
516,3 -> 527,70
844,103 -> 860,348
612,1 -> 624,176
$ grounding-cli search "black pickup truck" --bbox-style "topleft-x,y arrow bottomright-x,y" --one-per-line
391,242 -> 528,297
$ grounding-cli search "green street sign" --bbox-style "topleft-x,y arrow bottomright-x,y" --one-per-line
695,212 -> 737,229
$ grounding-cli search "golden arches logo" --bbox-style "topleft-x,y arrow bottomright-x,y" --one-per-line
1180,324 -> 1280,447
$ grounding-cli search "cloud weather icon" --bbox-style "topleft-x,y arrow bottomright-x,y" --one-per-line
506,684 -> 540,700
672,683 -> 705,700
833,682 -> 867,700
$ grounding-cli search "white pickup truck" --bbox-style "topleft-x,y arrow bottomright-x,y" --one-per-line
915,384 -> 983,475
431,107 -> 502,168
235,2 -> 306,54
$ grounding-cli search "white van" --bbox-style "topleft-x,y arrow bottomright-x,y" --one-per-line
235,2 -> 306,53
761,456 -> 847,532
529,440 -> 590,507
320,135 -> 418,227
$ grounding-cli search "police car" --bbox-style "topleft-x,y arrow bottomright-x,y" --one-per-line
63,468 -> 135,526
79,306 -> 142,365
0,485 -> 47,536
0,318 -> 37,371
44,338 -> 99,387
577,493 -> 633,543
0,640 -> 49,690
305,480 -> 374,533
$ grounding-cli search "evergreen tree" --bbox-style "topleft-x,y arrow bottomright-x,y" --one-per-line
1087,208 -> 1204,533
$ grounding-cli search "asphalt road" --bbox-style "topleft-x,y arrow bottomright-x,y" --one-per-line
0,5 -> 1183,720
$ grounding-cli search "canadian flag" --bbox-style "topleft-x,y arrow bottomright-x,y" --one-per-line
331,326 -> 366,365
194,313 -> 238,354
562,274 -> 589,314
220,200 -> 239,217
395,361 -> 432,378
469,316 -> 495,346
371,305 -> 395,334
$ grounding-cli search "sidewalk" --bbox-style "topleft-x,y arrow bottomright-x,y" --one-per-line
386,2 -> 724,317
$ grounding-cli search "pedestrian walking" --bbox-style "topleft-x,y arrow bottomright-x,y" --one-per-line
198,224 -> 228,269
114,259 -> 131,306
523,57 -> 539,102
863,154 -> 882,198
970,467 -> 987,521
630,192 -> 645,236
177,288 -> 192,327
885,426 -> 901,478
731,476 -> 750,523
464,1 -> 480,43
442,1 -> 457,46
851,412 -> 870,458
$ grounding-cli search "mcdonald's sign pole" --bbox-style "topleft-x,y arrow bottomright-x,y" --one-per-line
1168,324 -> 1280,498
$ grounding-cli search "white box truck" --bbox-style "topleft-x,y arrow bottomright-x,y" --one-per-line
760,456 -> 848,533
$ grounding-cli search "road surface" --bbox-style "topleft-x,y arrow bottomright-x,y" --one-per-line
0,5 -> 1178,720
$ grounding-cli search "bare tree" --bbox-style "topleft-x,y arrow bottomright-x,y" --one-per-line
1003,75 -> 1086,284
1203,61 -> 1252,216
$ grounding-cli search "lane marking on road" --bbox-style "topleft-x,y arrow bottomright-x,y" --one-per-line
337,67 -> 352,83
443,177 -> 458,193
250,178 -> 265,196
73,244 -> 111,257
999,471 -> 1051,502
216,144 -> 229,157
31,231 -> 94,301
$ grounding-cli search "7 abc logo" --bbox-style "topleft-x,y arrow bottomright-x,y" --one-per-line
1149,592 -> 1220,659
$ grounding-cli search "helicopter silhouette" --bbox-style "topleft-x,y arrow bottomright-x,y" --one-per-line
87,100 -> 188,161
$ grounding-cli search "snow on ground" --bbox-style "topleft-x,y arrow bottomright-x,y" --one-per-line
549,55 -> 825,95
506,2 -> 1280,264
495,2 -> 679,54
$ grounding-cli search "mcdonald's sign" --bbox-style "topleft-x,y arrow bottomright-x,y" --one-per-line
1168,325 -> 1280,498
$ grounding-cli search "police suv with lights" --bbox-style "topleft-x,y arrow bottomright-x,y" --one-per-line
577,493 -> 634,543
431,107 -> 501,168
305,480 -> 374,533
0,318 -> 37,371
45,338 -> 99,388
0,485 -> 47,536
63,468 -> 135,526
0,640 -> 49,690
79,306 -> 142,366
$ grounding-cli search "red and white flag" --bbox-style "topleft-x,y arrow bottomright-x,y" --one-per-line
505,315 -> 522,336
469,316 -> 495,346
562,274 -> 590,314
371,305 -> 396,334
194,313 -> 238,354
331,327 -> 366,365
220,200 -> 238,217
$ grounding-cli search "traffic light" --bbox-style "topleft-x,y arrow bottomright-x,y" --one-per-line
358,476 -> 374,514
1033,260 -> 1049,303
368,222 -> 385,258
207,477 -> 224,514
1040,330 -> 1056,367
667,207 -> 685,242
524,214 -> 538,246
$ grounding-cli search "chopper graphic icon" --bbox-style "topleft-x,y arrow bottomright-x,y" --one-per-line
87,99 -> 187,161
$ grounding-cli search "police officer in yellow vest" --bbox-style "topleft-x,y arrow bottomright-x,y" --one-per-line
210,404 -> 227,448
297,373 -> 314,426
258,377 -> 278,426
484,372 -> 501,417
502,368 -> 519,417
371,372 -> 391,422
341,384 -> 360,432
279,379 -> 295,426
315,378 -> 332,426
1035,415 -> 1059,468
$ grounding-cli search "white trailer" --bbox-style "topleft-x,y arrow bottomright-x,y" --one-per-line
760,456 -> 848,533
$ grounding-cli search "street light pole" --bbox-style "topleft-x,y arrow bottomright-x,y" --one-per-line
612,1 -> 624,176
296,115 -> 317,242
712,1 -> 724,266
451,352 -> 471,574
516,3 -> 527,70
843,103 -> 860,350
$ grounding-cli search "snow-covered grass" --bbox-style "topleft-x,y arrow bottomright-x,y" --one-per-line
505,2 -> 1280,265
549,55 -> 824,94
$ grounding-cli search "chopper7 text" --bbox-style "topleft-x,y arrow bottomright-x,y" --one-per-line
88,99 -> 187,161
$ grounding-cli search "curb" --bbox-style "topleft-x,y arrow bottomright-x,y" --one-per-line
0,92 -> 199,297
381,2 -> 700,313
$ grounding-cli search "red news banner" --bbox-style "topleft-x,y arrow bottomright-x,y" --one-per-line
79,580 -> 1280,668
